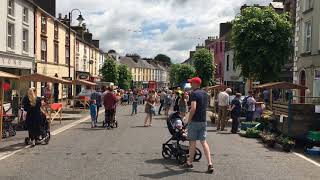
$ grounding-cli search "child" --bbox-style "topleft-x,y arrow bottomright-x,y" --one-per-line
90,100 -> 97,128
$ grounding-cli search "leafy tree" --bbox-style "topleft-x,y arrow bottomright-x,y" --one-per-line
169,64 -> 195,86
118,64 -> 132,90
193,48 -> 215,87
101,57 -> 118,84
154,54 -> 172,65
232,7 -> 292,82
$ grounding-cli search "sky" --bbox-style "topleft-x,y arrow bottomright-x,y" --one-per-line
57,0 -> 271,63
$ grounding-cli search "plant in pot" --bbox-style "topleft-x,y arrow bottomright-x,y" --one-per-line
281,137 -> 295,152
262,133 -> 276,148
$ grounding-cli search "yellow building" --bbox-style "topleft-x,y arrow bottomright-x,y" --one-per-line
34,6 -> 76,99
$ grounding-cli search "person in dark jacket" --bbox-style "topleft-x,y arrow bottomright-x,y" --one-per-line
230,93 -> 242,133
22,87 -> 43,146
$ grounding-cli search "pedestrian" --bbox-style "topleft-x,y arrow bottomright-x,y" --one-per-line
246,91 -> 256,121
230,93 -> 242,133
182,77 -> 214,173
22,87 -> 43,146
178,92 -> 188,120
164,90 -> 173,116
173,90 -> 181,112
158,90 -> 166,115
131,92 -> 138,115
90,89 -> 102,124
144,90 -> 156,127
217,88 -> 232,131
103,87 -> 118,129
89,100 -> 97,128
53,74 -> 59,103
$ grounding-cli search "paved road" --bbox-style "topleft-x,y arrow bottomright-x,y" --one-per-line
0,105 -> 319,180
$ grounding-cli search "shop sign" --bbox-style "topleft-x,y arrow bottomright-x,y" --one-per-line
315,70 -> 320,79
79,74 -> 89,79
0,55 -> 33,69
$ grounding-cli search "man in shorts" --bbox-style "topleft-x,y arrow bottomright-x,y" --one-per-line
182,77 -> 214,173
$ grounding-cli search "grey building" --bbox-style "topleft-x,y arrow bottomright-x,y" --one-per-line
293,0 -> 320,102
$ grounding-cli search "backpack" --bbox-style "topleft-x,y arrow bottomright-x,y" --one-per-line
242,96 -> 249,110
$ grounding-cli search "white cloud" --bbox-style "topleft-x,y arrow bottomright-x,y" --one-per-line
57,0 -> 271,63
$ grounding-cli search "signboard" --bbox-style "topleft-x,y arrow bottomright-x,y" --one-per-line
76,71 -> 90,80
0,55 -> 33,69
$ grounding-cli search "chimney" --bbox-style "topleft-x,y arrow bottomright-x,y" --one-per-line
92,40 -> 100,48
58,13 -> 62,19
34,0 -> 56,17
84,32 -> 93,43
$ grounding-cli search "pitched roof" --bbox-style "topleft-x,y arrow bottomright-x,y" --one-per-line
118,56 -> 138,68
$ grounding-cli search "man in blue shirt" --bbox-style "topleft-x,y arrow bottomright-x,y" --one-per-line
181,77 -> 214,173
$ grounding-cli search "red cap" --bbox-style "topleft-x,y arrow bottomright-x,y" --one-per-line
188,77 -> 202,85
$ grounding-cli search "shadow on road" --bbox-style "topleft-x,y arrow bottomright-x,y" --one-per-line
0,142 -> 25,153
76,127 -> 107,131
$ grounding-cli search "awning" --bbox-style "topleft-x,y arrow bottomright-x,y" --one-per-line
0,71 -> 20,79
20,73 -> 72,84
255,82 -> 308,90
72,79 -> 96,86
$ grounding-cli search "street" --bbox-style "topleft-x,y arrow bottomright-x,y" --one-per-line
0,105 -> 319,180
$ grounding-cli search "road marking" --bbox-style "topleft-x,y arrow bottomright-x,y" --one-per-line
0,110 -> 105,161
293,152 -> 320,168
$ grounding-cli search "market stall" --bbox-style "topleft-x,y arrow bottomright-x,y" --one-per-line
20,73 -> 72,124
0,71 -> 20,141
72,79 -> 97,109
255,82 -> 320,139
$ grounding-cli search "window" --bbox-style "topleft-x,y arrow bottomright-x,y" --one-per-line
304,21 -> 312,52
76,42 -> 79,53
305,0 -> 312,11
54,22 -> 58,39
8,0 -> 14,16
65,47 -> 70,65
22,29 -> 28,52
7,23 -> 14,49
23,7 -> 28,22
54,43 -> 59,64
83,59 -> 87,71
76,57 -> 79,70
220,41 -> 223,52
226,55 -> 230,71
41,39 -> 47,61
84,46 -> 87,57
65,33 -> 70,46
91,49 -> 94,59
41,15 -> 47,34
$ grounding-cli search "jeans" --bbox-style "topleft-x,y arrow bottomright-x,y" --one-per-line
91,116 -> 97,126
187,122 -> 207,141
132,103 -> 138,115
246,111 -> 254,121
231,114 -> 239,133
158,100 -> 164,114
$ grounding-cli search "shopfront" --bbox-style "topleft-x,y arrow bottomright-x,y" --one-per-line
75,71 -> 91,94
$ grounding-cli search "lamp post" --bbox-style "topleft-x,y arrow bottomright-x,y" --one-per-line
68,9 -> 84,99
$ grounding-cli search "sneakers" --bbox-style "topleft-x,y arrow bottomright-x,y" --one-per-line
180,163 -> 193,169
31,140 -> 36,146
207,164 -> 214,174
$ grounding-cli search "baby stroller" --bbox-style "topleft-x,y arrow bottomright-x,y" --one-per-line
24,110 -> 50,145
103,110 -> 118,128
2,114 -> 16,139
162,112 -> 202,164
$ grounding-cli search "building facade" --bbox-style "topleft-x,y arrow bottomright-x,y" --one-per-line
34,6 -> 76,98
293,0 -> 320,102
0,0 -> 35,99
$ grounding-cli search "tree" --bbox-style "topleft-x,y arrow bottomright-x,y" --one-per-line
154,54 -> 172,65
101,57 -> 118,84
232,7 -> 292,82
193,48 -> 215,87
169,64 -> 195,86
118,64 -> 132,90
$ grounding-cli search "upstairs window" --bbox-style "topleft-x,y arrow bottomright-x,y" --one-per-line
54,22 -> 58,39
305,0 -> 313,11
23,7 -> 28,22
7,23 -> 14,50
41,15 -> 47,34
65,47 -> 70,65
41,39 -> 47,61
65,33 -> 70,46
54,43 -> 59,64
22,29 -> 29,52
304,21 -> 312,52
8,0 -> 14,16
226,55 -> 229,71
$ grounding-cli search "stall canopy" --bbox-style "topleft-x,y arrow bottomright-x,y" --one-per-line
20,73 -> 72,84
0,71 -> 20,79
207,85 -> 229,91
255,82 -> 307,90
72,79 -> 96,86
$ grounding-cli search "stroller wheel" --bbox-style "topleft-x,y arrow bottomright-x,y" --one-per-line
162,148 -> 172,159
24,137 -> 30,145
194,148 -> 202,161
177,151 -> 187,164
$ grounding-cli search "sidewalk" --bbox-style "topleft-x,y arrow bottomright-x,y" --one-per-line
0,107 -> 90,156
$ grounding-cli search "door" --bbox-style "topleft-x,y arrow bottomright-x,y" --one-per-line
300,70 -> 306,103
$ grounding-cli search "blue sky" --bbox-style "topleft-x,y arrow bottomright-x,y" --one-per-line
57,0 -> 271,63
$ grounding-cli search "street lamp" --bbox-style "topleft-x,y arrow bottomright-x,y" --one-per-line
68,9 -> 84,99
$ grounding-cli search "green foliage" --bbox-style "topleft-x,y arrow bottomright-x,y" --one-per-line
118,64 -> 132,90
193,48 -> 215,87
232,7 -> 292,82
169,64 -> 195,86
101,57 -> 118,84
154,54 -> 172,65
